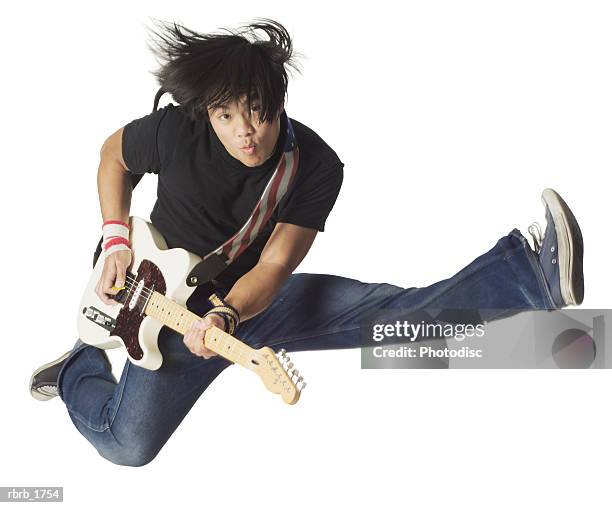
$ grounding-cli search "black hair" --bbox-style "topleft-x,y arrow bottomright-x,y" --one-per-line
145,17 -> 302,123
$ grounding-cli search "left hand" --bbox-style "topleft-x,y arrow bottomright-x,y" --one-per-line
183,313 -> 226,359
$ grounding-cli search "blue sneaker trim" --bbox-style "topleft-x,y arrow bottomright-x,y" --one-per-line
541,188 -> 584,306
538,208 -> 565,308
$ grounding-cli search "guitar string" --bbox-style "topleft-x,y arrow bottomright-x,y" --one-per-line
108,275 -> 296,387
112,274 -> 240,363
123,275 -> 184,327
111,276 -> 294,385
118,274 -> 210,335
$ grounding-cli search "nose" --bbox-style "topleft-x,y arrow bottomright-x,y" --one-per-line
235,112 -> 256,138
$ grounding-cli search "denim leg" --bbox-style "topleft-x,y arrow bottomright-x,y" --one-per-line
236,228 -> 557,353
57,312 -> 233,467
56,228 -> 554,465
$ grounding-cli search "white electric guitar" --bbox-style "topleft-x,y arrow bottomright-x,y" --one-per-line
77,216 -> 305,405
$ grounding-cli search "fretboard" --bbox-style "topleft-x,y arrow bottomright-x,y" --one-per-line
144,291 -> 255,368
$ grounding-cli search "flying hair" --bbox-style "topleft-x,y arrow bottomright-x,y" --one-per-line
145,17 -> 303,123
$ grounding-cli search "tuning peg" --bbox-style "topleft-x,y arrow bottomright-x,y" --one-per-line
278,348 -> 286,356
291,369 -> 299,378
298,381 -> 307,391
295,375 -> 303,384
286,361 -> 294,370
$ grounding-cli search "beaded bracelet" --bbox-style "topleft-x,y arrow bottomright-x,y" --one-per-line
203,293 -> 241,335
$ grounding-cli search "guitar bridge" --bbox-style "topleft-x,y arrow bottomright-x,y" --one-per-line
82,306 -> 116,332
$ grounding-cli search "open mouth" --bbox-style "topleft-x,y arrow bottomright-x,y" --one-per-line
241,144 -> 256,154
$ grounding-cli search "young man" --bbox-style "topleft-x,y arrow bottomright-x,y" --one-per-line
29,19 -> 584,467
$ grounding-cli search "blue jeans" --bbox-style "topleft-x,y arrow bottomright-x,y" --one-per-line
57,228 -> 557,466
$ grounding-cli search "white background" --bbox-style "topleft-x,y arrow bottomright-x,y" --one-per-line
3,1 -> 611,506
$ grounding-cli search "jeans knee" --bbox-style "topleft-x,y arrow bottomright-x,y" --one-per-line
97,440 -> 160,467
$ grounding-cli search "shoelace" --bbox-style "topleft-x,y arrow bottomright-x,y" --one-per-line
39,385 -> 58,395
527,221 -> 543,254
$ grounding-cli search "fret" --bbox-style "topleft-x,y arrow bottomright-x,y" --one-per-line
174,302 -> 183,329
168,300 -> 181,330
163,300 -> 172,326
143,290 -> 257,369
169,300 -> 179,328
177,318 -> 184,335
163,298 -> 172,326
146,292 -> 158,319
169,301 -> 177,327
176,308 -> 185,334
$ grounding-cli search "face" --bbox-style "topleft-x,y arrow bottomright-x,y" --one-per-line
207,94 -> 282,168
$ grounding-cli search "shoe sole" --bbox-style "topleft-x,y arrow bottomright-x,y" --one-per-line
29,350 -> 72,401
541,188 -> 584,306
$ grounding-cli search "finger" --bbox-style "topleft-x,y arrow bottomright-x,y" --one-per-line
198,320 -> 217,359
101,283 -> 118,304
183,327 -> 194,346
183,327 -> 201,356
114,260 -> 127,289
107,279 -> 123,295
102,272 -> 117,295
196,340 -> 207,357
100,267 -> 121,304
97,278 -> 116,305
186,321 -> 200,339
202,348 -> 218,359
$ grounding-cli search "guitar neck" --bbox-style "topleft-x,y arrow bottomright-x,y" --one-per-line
144,291 -> 255,368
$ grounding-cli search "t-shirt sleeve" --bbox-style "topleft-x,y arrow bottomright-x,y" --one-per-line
277,159 -> 344,232
121,105 -> 174,175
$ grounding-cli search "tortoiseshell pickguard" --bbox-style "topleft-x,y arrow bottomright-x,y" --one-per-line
112,259 -> 166,360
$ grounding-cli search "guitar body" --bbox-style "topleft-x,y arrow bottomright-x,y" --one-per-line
75,216 -> 306,403
76,216 -> 203,370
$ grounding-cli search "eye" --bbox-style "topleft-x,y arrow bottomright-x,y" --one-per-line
219,113 -> 230,120
251,104 -> 261,112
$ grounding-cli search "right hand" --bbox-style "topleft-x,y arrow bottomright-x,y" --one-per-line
95,249 -> 132,305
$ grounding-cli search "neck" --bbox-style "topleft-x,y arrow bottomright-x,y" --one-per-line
144,290 -> 255,367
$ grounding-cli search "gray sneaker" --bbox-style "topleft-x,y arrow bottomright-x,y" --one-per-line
29,351 -> 72,401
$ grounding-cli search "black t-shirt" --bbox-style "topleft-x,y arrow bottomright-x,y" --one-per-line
121,103 -> 344,299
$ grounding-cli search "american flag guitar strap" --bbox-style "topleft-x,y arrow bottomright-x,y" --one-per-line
185,111 -> 300,287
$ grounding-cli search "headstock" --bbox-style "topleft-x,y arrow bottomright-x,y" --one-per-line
251,347 -> 306,405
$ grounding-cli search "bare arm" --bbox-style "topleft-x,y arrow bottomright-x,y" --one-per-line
98,127 -> 132,224
223,222 -> 318,322
183,222 -> 318,358
94,127 -> 136,305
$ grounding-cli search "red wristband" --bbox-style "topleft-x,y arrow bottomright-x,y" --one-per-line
103,236 -> 131,252
102,219 -> 130,229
